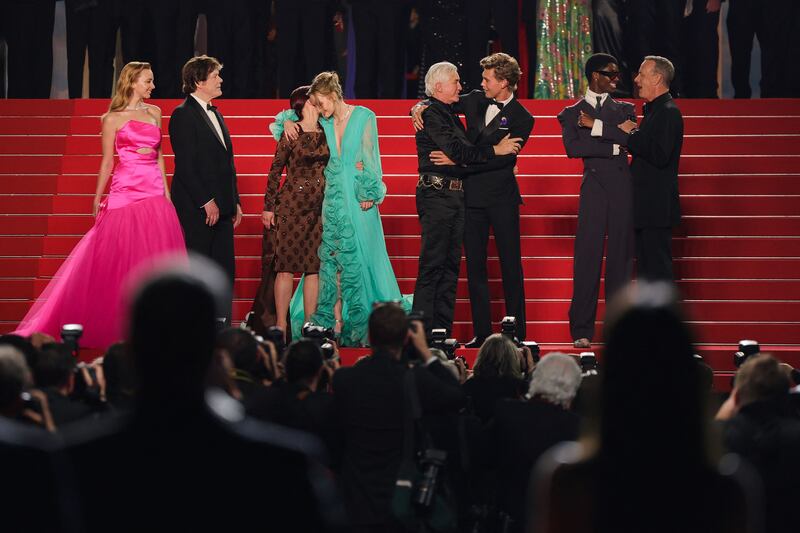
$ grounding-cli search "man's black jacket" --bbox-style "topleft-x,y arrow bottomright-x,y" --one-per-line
602,92 -> 684,228
416,97 -> 495,176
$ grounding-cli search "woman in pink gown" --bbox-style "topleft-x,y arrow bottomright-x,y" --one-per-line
15,62 -> 186,348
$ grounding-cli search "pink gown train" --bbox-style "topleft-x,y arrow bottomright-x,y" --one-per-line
15,120 -> 186,348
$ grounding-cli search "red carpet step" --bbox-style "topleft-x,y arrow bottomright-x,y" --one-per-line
1,98 -> 799,381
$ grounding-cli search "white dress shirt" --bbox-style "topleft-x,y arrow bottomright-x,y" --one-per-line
585,88 -> 620,155
485,93 -> 514,126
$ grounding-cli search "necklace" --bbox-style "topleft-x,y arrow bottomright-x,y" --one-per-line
125,101 -> 146,111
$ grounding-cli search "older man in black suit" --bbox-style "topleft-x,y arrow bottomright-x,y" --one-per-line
602,55 -> 684,282
558,53 -> 636,349
169,56 -> 243,322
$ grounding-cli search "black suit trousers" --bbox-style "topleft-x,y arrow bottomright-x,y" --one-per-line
727,0 -> 775,98
275,2 -> 325,98
625,0 -> 685,95
412,187 -> 464,334
681,4 -> 720,98
152,0 -> 198,99
5,0 -> 55,98
635,227 -> 673,282
569,173 -> 633,341
464,203 -> 525,340
206,0 -> 256,98
177,209 -> 236,321
65,0 -> 118,98
351,2 -> 405,98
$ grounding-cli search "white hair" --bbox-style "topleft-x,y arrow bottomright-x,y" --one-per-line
424,62 -> 458,97
528,352 -> 582,409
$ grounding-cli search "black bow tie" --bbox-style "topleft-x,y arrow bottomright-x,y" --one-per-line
491,100 -> 504,110
207,103 -> 217,111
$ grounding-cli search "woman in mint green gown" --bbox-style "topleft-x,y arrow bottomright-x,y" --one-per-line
271,72 -> 409,346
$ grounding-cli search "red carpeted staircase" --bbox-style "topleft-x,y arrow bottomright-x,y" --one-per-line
1,98 -> 799,386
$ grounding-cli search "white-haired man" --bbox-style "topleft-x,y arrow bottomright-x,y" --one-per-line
412,61 -> 522,335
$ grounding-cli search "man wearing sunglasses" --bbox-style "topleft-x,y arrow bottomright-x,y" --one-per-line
558,53 -> 637,349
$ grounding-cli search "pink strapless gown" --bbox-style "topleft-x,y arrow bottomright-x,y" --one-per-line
15,120 -> 187,348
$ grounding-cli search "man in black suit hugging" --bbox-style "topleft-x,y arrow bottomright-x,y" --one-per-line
412,61 -> 522,337
416,53 -> 534,346
558,53 -> 636,349
169,55 -> 243,323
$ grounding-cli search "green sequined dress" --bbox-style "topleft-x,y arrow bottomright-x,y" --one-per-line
534,0 -> 593,99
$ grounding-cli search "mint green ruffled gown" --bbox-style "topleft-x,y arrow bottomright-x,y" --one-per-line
272,107 -> 410,345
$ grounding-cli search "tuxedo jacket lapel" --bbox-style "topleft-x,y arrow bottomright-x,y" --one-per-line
213,108 -> 233,151
188,97 -> 227,150
477,100 -> 514,144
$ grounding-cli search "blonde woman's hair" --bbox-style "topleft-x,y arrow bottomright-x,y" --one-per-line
308,71 -> 343,101
109,62 -> 152,112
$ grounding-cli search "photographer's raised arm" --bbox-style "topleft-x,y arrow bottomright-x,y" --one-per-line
407,320 -> 465,411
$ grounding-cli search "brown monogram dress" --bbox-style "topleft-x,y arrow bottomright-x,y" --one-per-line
264,127 -> 329,272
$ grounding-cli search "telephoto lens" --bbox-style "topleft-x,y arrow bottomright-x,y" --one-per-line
412,449 -> 448,508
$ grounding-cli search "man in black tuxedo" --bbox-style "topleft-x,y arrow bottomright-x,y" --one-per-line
332,303 -> 464,531
455,54 -> 534,345
558,53 -> 635,348
412,53 -> 533,345
169,56 -> 243,323
601,55 -> 684,281
412,61 -> 522,336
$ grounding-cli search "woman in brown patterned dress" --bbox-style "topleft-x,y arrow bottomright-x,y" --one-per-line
261,86 -> 329,334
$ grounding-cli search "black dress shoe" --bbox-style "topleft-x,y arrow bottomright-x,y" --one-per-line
464,336 -> 486,348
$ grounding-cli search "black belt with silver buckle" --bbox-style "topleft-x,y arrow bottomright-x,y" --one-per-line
417,173 -> 463,191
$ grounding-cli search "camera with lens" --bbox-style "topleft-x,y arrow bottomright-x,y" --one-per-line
579,352 -> 599,377
500,316 -> 520,346
407,310 -> 428,335
733,340 -> 760,368
58,325 -> 103,405
264,325 -> 287,356
301,323 -> 338,361
412,448 -> 448,508
403,310 -> 429,361
61,323 -> 83,358
429,328 -> 460,360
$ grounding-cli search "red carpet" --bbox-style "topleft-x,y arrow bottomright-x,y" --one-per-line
1,98 -> 799,388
